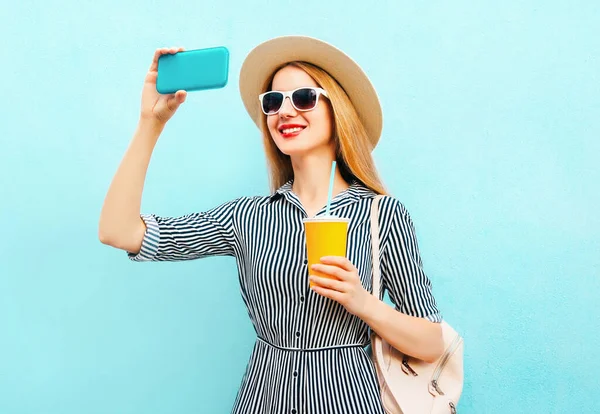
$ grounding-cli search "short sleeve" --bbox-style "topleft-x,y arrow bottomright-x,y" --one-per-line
127,198 -> 240,262
380,200 -> 442,322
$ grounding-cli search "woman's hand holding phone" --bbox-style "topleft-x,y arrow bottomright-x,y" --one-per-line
140,47 -> 187,125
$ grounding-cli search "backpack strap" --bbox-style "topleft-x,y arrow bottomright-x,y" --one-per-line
370,194 -> 384,298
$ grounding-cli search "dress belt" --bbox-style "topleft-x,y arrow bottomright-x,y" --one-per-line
257,336 -> 367,352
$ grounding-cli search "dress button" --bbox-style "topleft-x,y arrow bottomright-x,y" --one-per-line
303,259 -> 308,265
295,331 -> 301,338
300,296 -> 304,302
292,410 -> 297,414
293,371 -> 298,377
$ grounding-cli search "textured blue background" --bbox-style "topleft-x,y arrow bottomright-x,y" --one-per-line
1,1 -> 598,413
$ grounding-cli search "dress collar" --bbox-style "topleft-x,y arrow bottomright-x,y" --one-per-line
268,179 -> 377,212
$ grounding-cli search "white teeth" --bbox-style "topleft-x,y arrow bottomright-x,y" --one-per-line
281,127 -> 304,134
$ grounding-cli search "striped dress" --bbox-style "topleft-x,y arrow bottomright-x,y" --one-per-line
129,180 -> 442,414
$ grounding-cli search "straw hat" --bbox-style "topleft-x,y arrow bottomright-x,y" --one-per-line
239,35 -> 383,149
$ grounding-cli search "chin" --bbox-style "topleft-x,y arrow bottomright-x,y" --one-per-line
279,148 -> 308,157
273,136 -> 331,158
276,144 -> 311,157
271,136 -> 306,155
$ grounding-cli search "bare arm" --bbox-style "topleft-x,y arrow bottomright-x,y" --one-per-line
98,121 -> 163,253
360,296 -> 443,363
98,46 -> 187,253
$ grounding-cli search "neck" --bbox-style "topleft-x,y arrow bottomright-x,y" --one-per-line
290,148 -> 349,207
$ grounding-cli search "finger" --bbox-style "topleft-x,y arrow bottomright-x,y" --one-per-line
311,264 -> 348,280
149,47 -> 172,72
144,70 -> 158,83
175,90 -> 187,103
149,49 -> 162,72
311,284 -> 344,302
166,94 -> 183,112
309,276 -> 347,292
319,256 -> 356,272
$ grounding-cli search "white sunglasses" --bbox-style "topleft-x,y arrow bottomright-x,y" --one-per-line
258,87 -> 329,115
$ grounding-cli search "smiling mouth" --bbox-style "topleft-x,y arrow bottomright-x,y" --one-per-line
280,126 -> 306,134
281,126 -> 304,133
278,125 -> 307,138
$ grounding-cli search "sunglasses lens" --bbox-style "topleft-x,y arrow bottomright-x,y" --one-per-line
292,88 -> 318,110
262,92 -> 284,114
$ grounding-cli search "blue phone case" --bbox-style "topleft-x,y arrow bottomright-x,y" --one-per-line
156,46 -> 229,94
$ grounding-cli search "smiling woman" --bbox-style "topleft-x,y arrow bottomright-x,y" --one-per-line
258,61 -> 387,195
99,35 -> 448,414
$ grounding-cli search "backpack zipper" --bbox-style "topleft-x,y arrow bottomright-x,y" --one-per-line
402,355 -> 418,376
430,334 -> 462,395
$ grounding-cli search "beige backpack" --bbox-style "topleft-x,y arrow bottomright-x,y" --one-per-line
370,195 -> 465,414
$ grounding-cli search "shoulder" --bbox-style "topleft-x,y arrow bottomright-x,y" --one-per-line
372,194 -> 421,246
225,194 -> 274,215
375,194 -> 410,221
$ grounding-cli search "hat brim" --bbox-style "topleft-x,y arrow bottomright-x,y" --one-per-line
239,35 -> 382,149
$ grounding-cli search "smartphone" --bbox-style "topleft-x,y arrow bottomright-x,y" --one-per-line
156,46 -> 229,94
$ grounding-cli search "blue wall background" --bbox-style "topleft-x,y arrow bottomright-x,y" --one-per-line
1,1 -> 598,413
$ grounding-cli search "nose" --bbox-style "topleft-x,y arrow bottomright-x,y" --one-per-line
278,96 -> 297,118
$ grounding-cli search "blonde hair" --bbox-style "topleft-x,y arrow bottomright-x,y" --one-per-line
260,61 -> 387,195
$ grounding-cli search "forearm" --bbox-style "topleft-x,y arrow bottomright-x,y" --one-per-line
358,295 -> 444,363
98,119 -> 164,250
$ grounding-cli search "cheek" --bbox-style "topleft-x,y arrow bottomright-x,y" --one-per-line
324,112 -> 334,137
308,109 -> 333,140
266,116 -> 279,136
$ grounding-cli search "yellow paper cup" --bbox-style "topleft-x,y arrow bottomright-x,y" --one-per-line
303,216 -> 350,287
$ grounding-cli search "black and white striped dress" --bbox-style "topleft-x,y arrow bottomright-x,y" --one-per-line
129,180 -> 442,414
